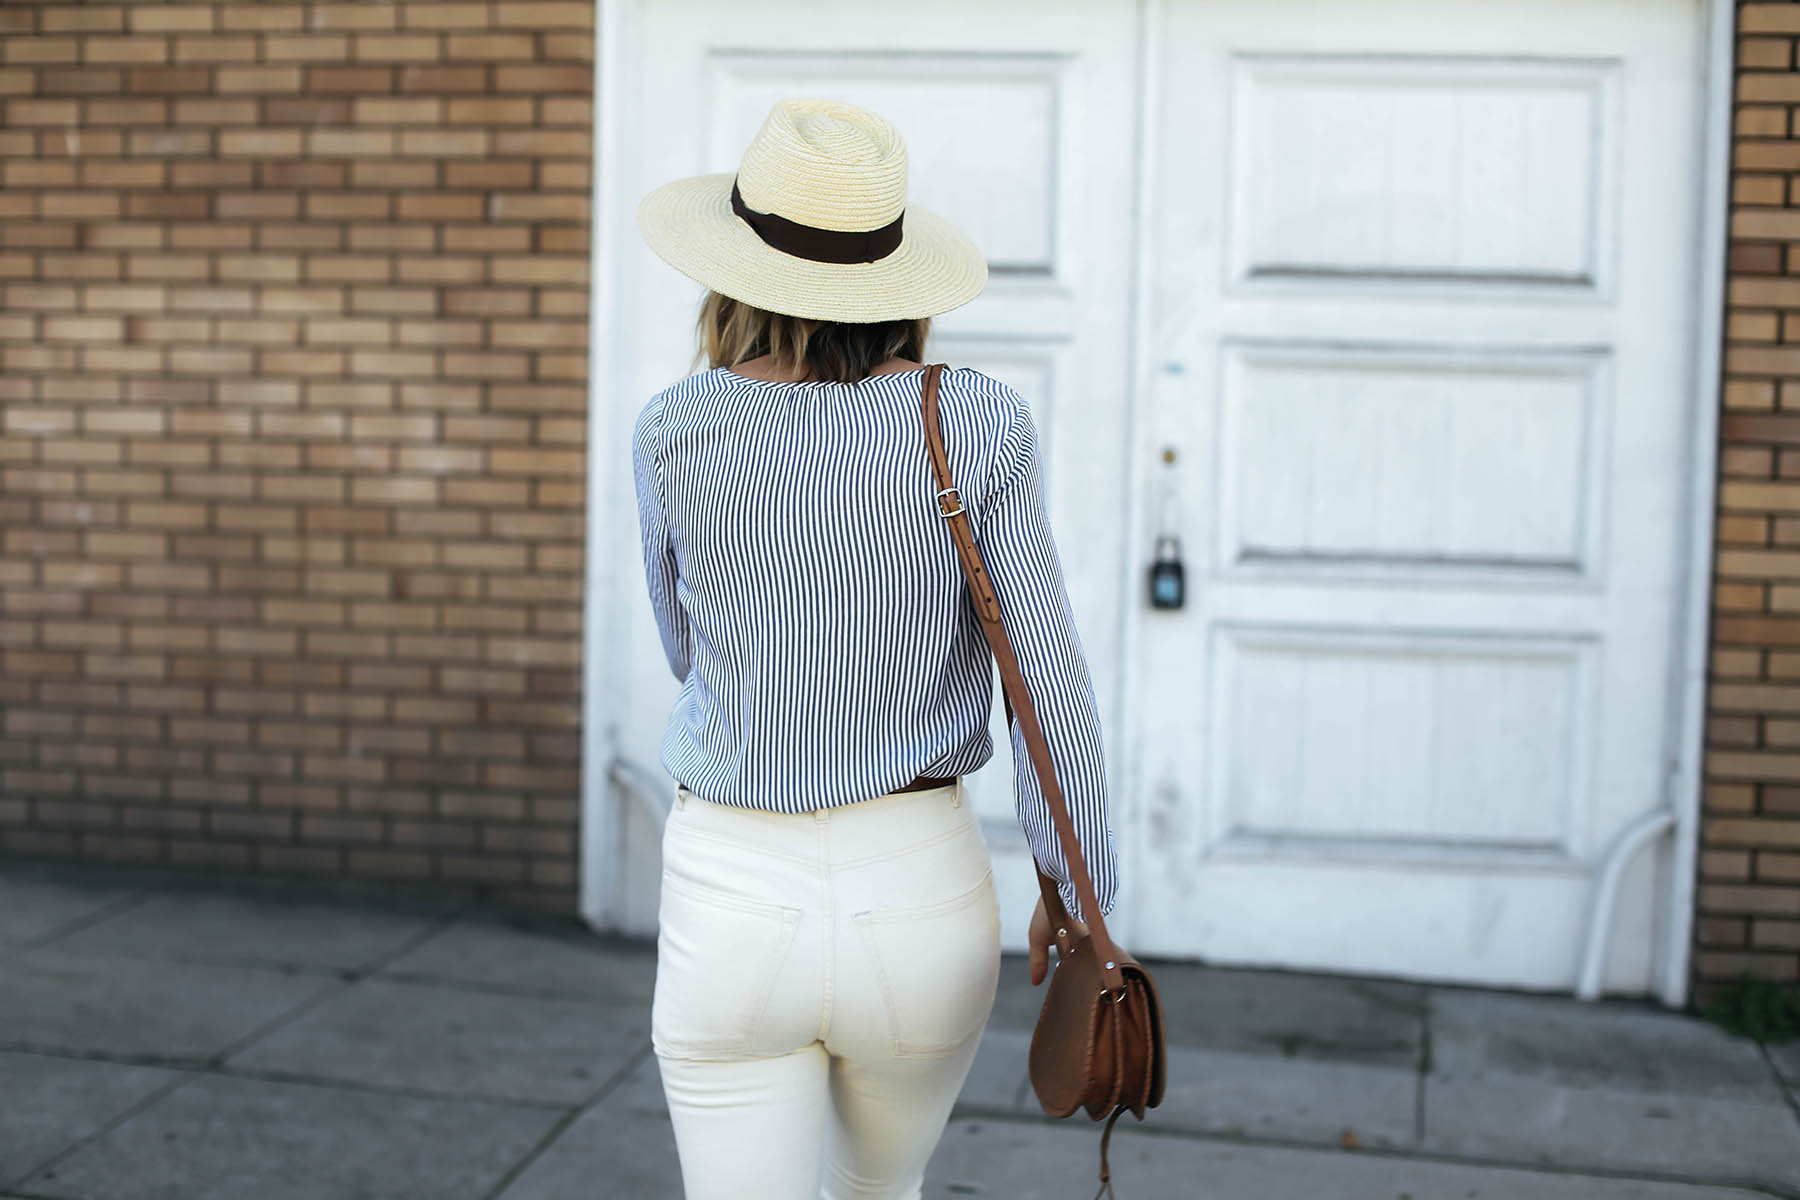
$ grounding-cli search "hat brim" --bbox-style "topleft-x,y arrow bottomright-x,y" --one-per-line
635,172 -> 988,323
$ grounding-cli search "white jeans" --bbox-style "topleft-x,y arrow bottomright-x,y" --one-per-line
652,778 -> 1002,1200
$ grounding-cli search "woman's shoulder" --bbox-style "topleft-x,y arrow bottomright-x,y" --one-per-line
645,366 -> 723,404
937,366 -> 1030,445
636,366 -> 734,433
937,364 -> 1024,411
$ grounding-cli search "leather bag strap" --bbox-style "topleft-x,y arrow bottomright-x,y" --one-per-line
919,363 -> 1126,995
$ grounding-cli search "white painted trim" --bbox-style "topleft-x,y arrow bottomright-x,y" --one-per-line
1580,809 -> 1676,1001
1110,0 -> 1163,948
578,0 -> 636,929
1657,0 -> 1734,1009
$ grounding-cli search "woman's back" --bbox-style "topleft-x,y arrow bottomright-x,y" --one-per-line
632,362 -> 1118,925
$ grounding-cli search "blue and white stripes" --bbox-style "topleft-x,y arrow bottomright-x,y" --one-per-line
630,364 -> 1117,923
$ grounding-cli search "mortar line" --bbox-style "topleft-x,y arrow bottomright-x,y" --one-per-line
0,888 -> 156,968
197,905 -> 474,1068
0,1040 -> 598,1113
1415,985 -> 1434,1146
477,1044 -> 658,1200
1760,1040 -> 1800,1129
2,1069 -> 198,1193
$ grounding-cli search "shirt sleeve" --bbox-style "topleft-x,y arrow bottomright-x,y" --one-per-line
631,392 -> 691,683
975,387 -> 1119,925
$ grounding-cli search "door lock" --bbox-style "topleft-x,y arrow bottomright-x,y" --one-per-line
1148,534 -> 1185,610
1148,442 -> 1186,610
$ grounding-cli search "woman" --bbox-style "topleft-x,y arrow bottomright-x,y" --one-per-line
631,97 -> 1120,1199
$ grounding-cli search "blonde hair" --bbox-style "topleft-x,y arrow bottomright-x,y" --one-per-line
692,290 -> 930,385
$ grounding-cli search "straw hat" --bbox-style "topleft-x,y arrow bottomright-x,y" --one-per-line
635,97 -> 988,323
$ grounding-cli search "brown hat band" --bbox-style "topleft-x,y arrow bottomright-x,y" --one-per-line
730,176 -> 905,265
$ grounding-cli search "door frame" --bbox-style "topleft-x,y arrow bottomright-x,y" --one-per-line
1656,0 -> 1732,1006
578,0 -> 1734,1007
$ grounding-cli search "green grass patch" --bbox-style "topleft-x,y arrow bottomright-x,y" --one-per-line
1701,973 -> 1800,1043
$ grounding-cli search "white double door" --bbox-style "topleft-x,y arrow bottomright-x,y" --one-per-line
602,0 -> 1709,994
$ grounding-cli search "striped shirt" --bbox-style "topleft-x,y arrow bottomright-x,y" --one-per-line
630,364 -> 1117,923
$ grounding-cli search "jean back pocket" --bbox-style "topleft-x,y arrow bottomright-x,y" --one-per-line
852,867 -> 1001,1059
652,869 -> 802,1060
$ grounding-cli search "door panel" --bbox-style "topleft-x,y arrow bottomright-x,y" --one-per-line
609,0 -> 1139,945
1136,0 -> 1703,991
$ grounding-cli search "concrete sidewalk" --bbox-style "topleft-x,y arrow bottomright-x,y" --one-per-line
2,860 -> 1797,1200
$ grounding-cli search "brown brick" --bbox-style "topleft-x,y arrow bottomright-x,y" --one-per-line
219,5 -> 307,33
446,33 -> 535,60
123,65 -> 207,92
42,7 -> 125,33
444,159 -> 532,187
445,97 -> 532,125
540,96 -> 588,125
403,4 -> 492,31
9,98 -> 79,125
264,35 -> 351,62
354,34 -> 441,62
1699,883 -> 1800,916
169,161 -> 250,189
397,64 -> 485,92
8,160 -> 75,186
77,157 -> 165,185
492,128 -> 586,156
1707,817 -> 1800,849
1697,916 -> 1748,947
130,7 -> 216,34
311,5 -> 400,31
7,36 -> 78,64
216,66 -> 303,93
309,65 -> 394,93
1740,73 -> 1800,104
354,96 -> 443,124
1753,918 -> 1800,949
494,64 -> 588,92
265,98 -> 353,125
1737,174 -> 1787,206
1743,4 -> 1800,35
492,2 -> 591,29
84,37 -> 170,66
1737,106 -> 1789,138
220,129 -> 303,157
309,129 -> 395,157
1741,35 -> 1795,69
399,128 -> 487,156
173,35 -> 258,64
261,162 -> 346,190
37,67 -> 123,94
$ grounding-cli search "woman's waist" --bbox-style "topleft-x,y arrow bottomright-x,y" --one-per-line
673,770 -> 959,798
670,772 -> 977,864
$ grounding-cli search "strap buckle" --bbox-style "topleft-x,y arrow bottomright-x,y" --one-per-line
935,486 -> 964,517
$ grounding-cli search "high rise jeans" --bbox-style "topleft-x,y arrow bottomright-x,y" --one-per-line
652,777 -> 1003,1200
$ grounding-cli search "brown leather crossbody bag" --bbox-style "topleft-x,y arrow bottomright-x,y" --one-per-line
919,363 -> 1167,1198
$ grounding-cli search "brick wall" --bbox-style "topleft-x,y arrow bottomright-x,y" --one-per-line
0,1 -> 594,914
1700,0 -> 1800,994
